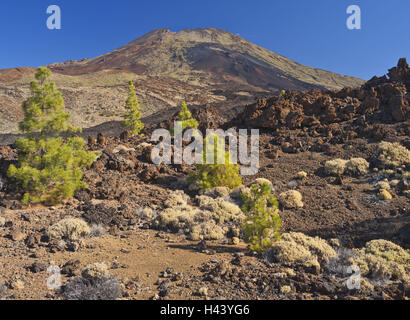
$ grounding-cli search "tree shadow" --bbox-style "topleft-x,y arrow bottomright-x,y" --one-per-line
307,214 -> 410,249
168,242 -> 247,255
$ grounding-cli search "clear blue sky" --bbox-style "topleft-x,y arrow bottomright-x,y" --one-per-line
0,0 -> 408,80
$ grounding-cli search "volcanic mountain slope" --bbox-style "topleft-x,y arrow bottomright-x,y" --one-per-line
0,28 -> 364,133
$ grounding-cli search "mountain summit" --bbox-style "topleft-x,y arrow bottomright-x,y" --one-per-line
49,28 -> 362,91
0,28 -> 364,133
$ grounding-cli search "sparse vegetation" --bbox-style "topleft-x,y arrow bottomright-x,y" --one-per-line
241,182 -> 281,253
0,51 -> 409,301
324,157 -> 369,176
64,277 -> 122,300
154,190 -> 244,241
122,80 -> 144,136
64,262 -> 121,300
197,194 -> 243,225
349,239 -> 410,281
7,67 -> 97,205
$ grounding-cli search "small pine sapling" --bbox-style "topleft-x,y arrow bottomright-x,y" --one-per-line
171,102 -> 199,134
242,182 -> 282,253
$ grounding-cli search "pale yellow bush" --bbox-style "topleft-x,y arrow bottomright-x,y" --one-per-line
324,159 -> 348,176
279,190 -> 303,208
345,158 -> 369,175
203,187 -> 231,198
164,190 -> 189,208
47,218 -> 90,241
359,278 -> 375,295
365,239 -> 409,264
82,262 -> 110,281
378,189 -> 392,200
190,221 -> 225,241
377,141 -> 410,168
254,178 -> 273,187
377,181 -> 390,190
282,232 -> 337,264
155,191 -> 244,240
196,195 -> 244,224
349,239 -> 410,281
155,204 -> 197,232
265,239 -> 317,268
329,238 -> 341,248
139,207 -> 154,220
280,285 -> 292,294
296,171 -> 308,179
265,232 -> 336,273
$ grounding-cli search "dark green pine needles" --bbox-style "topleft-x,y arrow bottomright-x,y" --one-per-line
122,80 -> 144,136
7,67 -> 98,205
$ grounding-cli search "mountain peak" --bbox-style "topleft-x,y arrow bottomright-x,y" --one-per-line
0,27 -> 365,133
53,27 -> 362,90
128,28 -> 172,44
128,27 -> 239,46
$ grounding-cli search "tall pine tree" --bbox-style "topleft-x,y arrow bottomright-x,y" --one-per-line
122,80 -> 144,136
7,67 -> 97,205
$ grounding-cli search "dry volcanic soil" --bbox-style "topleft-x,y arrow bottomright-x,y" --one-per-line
0,60 -> 409,300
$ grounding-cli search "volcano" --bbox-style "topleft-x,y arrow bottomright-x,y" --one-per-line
0,28 -> 364,133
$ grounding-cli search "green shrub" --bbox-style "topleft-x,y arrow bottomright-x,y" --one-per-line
7,67 -> 97,205
241,182 -> 281,253
122,80 -> 144,136
191,134 -> 242,190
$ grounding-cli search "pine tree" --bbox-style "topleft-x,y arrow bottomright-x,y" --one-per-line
178,102 -> 198,130
7,67 -> 97,205
122,80 -> 144,136
171,102 -> 199,134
